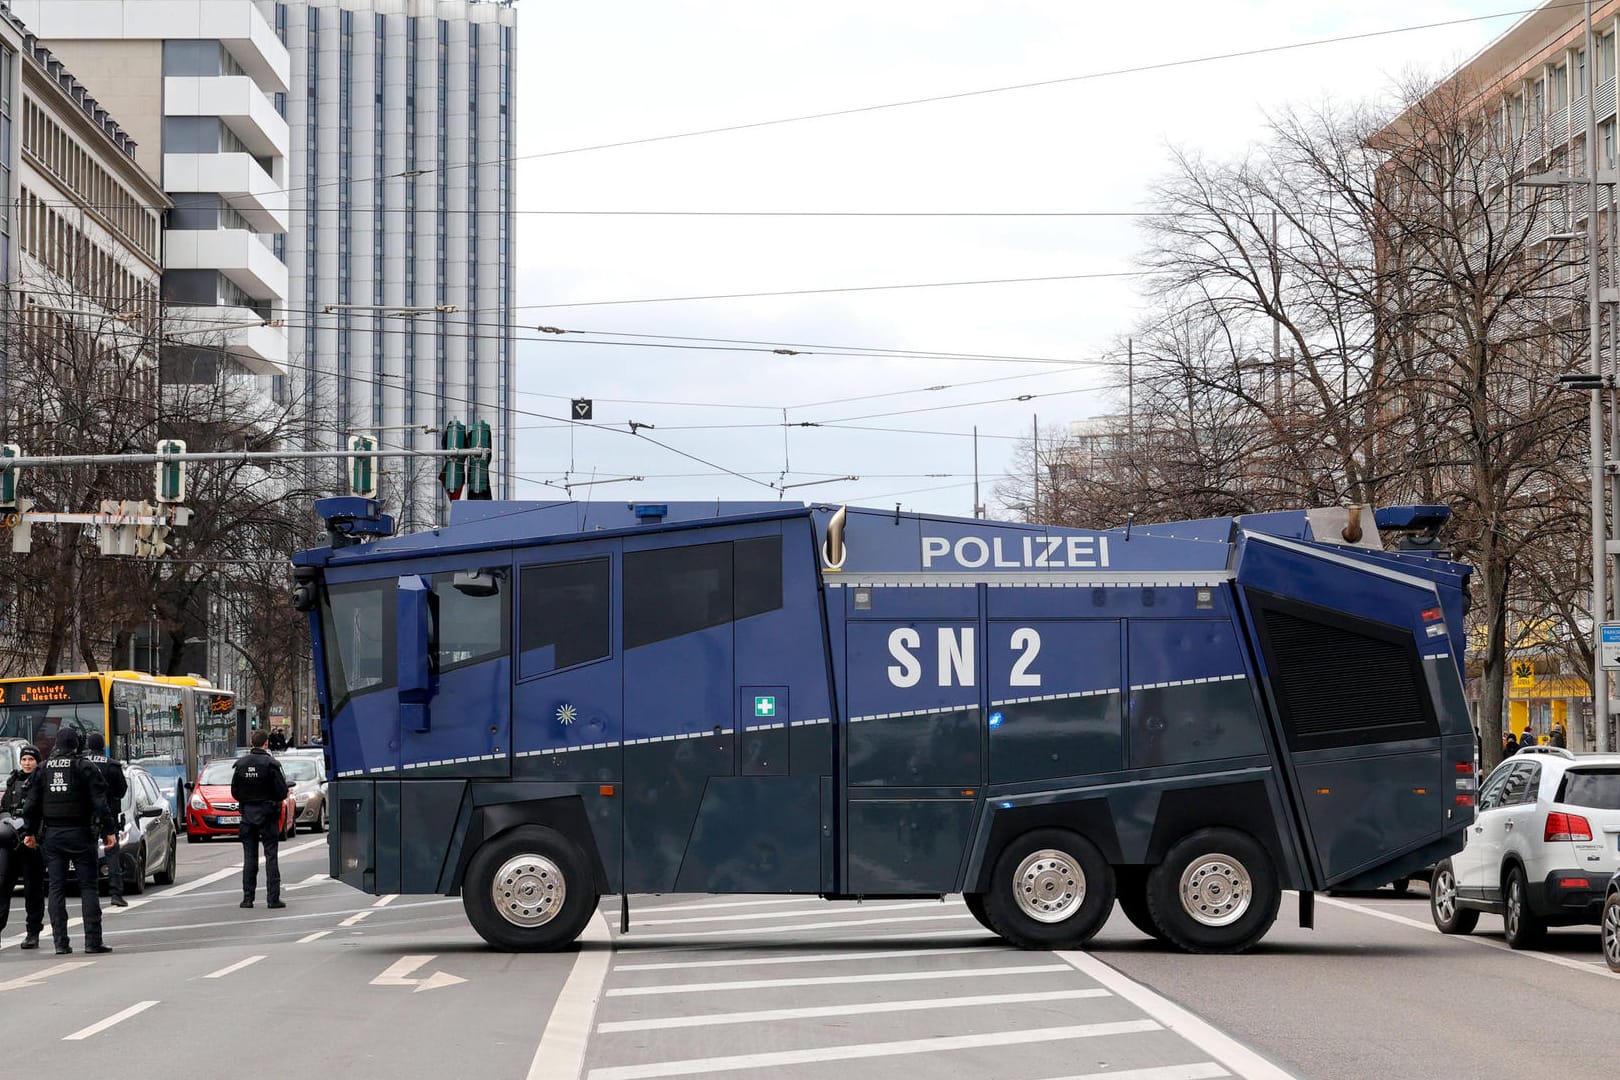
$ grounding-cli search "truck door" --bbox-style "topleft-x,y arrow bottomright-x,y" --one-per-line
1235,533 -> 1467,886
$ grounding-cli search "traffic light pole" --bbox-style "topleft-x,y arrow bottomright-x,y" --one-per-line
0,446 -> 489,468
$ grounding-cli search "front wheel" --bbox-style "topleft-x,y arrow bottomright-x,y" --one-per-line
125,847 -> 147,895
1602,892 -> 1620,972
1502,866 -> 1544,949
153,836 -> 176,885
982,828 -> 1114,949
314,802 -> 328,834
462,825 -> 597,951
1145,828 -> 1280,954
963,893 -> 994,933
1429,860 -> 1477,934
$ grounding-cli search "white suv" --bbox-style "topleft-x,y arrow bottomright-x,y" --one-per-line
1431,746 -> 1620,948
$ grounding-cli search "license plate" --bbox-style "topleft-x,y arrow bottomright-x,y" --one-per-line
218,815 -> 240,825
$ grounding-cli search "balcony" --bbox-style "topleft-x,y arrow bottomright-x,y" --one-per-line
163,152 -> 287,233
164,304 -> 286,377
164,76 -> 288,158
164,228 -> 287,303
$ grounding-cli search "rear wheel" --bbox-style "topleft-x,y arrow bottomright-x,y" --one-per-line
1115,868 -> 1167,942
1502,866 -> 1544,949
1602,892 -> 1620,973
982,828 -> 1114,949
1146,828 -> 1280,954
153,836 -> 176,885
462,825 -> 597,951
125,847 -> 147,895
1429,860 -> 1478,934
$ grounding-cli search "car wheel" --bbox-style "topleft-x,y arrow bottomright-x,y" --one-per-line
1602,892 -> 1620,973
125,847 -> 147,895
1429,860 -> 1478,934
1145,828 -> 1280,954
185,827 -> 200,844
981,828 -> 1115,949
963,893 -> 994,932
314,802 -> 327,833
153,836 -> 176,886
462,825 -> 597,951
1115,867 -> 1168,943
1502,866 -> 1545,949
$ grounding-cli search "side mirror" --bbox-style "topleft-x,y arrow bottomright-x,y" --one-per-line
137,806 -> 162,820
113,708 -> 131,736
397,574 -> 435,733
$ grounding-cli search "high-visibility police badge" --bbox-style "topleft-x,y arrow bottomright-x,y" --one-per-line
556,704 -> 577,725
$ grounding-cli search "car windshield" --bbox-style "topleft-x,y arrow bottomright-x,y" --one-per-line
198,761 -> 236,785
1557,769 -> 1620,810
282,759 -> 318,781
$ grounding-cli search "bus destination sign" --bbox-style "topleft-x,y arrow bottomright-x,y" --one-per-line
0,679 -> 103,706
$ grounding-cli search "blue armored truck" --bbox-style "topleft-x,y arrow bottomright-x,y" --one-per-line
291,497 -> 1475,953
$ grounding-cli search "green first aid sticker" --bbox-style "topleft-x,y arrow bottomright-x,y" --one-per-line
754,696 -> 776,718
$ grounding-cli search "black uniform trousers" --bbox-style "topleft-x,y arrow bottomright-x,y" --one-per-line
43,825 -> 103,949
240,805 -> 281,903
99,822 -> 123,900
0,842 -> 45,936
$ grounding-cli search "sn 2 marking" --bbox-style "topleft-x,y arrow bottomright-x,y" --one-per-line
886,626 -> 1044,689
920,534 -> 1110,570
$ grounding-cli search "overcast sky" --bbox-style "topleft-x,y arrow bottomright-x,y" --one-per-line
510,1 -> 1518,518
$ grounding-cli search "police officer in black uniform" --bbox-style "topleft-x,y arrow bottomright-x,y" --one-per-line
0,744 -> 46,948
231,729 -> 289,909
85,733 -> 129,907
22,727 -> 114,955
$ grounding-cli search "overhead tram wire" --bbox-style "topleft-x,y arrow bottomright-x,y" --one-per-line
16,3 -> 1563,220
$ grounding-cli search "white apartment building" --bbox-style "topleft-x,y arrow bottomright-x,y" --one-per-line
276,0 -> 516,524
11,0 -> 292,377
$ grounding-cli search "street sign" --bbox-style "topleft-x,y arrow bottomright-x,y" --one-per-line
571,398 -> 593,420
1602,623 -> 1620,670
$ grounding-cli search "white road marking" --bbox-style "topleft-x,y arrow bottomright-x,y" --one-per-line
373,894 -> 398,907
606,962 -> 1067,997
1029,1068 -> 1229,1080
1,897 -> 148,949
64,1000 -> 160,1041
106,898 -> 459,936
339,910 -> 373,927
634,911 -> 976,940
597,987 -> 1112,1033
584,1019 -> 1160,1079
630,899 -> 942,927
286,873 -> 330,892
147,863 -> 243,898
0,961 -> 95,993
613,896 -> 827,915
370,955 -> 466,992
614,943 -> 1000,972
297,930 -> 332,944
203,955 -> 266,979
1317,895 -> 1620,981
527,908 -> 612,1080
1057,951 -> 1299,1080
280,837 -> 329,856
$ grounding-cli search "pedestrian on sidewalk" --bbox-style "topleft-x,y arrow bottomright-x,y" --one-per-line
231,730 -> 288,910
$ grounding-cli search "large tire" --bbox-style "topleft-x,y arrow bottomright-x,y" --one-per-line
1429,860 -> 1477,934
1502,865 -> 1544,950
1115,867 -> 1168,942
462,824 -> 597,951
1602,892 -> 1620,973
1145,828 -> 1280,954
963,893 -> 995,933
981,828 -> 1114,949
153,836 -> 176,886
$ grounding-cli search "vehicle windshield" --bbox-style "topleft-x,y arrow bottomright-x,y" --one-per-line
282,759 -> 319,781
197,761 -> 237,785
320,579 -> 396,713
1557,769 -> 1620,810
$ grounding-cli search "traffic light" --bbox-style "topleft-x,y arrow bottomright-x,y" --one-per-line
0,444 -> 18,510
466,419 -> 492,500
346,434 -> 378,498
441,420 -> 467,500
155,440 -> 186,503
134,500 -> 156,557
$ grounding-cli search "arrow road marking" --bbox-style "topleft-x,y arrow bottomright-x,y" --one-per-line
0,961 -> 94,993
370,954 -> 466,993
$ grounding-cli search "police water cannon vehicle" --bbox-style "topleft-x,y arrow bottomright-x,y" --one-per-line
292,497 -> 1475,953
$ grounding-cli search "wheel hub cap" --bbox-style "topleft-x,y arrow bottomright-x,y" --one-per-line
492,854 -> 565,928
1013,848 -> 1085,923
1435,872 -> 1456,921
1179,854 -> 1252,927
1604,903 -> 1620,967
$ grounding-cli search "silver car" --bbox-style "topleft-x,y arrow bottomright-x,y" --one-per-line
1431,746 -> 1620,948
278,753 -> 327,833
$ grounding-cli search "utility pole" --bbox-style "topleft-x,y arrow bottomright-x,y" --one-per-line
1031,415 -> 1039,523
972,426 -> 983,519
1588,0 -> 1612,752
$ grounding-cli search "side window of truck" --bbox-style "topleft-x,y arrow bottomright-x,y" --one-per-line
432,570 -> 510,673
622,536 -> 783,650
519,558 -> 611,675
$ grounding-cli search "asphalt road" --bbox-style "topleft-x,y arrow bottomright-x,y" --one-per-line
2,843 -> 1616,1080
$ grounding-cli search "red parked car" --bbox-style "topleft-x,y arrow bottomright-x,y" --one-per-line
185,758 -> 297,843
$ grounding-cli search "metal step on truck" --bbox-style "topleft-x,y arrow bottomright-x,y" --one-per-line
291,497 -> 1476,954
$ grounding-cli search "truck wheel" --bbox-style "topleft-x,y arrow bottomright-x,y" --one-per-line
1429,860 -> 1477,934
1146,828 -> 1280,954
963,893 -> 995,932
982,828 -> 1114,949
1502,866 -> 1544,950
463,825 -> 597,952
1115,868 -> 1168,942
